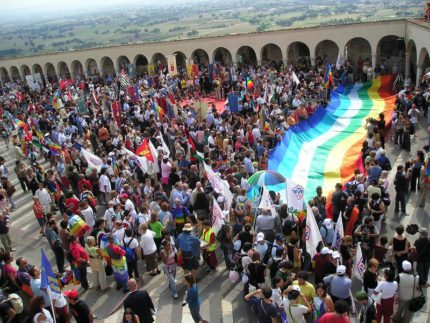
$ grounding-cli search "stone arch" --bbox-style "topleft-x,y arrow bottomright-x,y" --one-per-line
21,64 -> 31,78
406,39 -> 417,82
100,56 -> 115,77
213,47 -> 233,66
287,42 -> 310,67
32,64 -> 44,76
44,63 -> 57,82
10,66 -> 20,80
191,49 -> 209,65
117,55 -> 130,72
261,43 -> 283,66
151,53 -> 167,69
71,60 -> 84,78
0,67 -> 10,83
376,35 -> 405,73
345,37 -> 371,73
236,46 -> 257,67
57,61 -> 70,79
174,51 -> 187,71
315,40 -> 339,66
134,54 -> 148,75
418,47 -> 430,76
85,58 -> 99,76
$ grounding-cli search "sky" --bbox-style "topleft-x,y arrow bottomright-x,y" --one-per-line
0,0 -> 201,20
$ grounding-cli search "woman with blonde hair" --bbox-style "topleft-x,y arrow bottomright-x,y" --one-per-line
85,236 -> 109,291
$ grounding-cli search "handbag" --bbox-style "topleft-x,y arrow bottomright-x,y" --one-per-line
408,275 -> 426,312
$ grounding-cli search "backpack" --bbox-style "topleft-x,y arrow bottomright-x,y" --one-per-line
282,214 -> 297,235
122,237 -> 136,262
263,242 -> 273,264
406,224 -> 419,235
268,257 -> 282,279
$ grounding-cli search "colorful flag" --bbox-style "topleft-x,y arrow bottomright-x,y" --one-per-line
134,84 -> 140,101
305,204 -> 323,259
92,90 -> 99,106
48,142 -> 61,156
60,79 -> 73,90
324,64 -> 334,89
425,159 -> 430,184
268,76 -> 395,204
212,197 -> 225,235
40,249 -> 61,294
135,139 -> 154,162
121,147 -> 148,173
258,186 -> 277,217
331,213 -> 344,250
120,69 -> 131,88
81,148 -> 103,171
353,243 -> 366,281
286,179 -> 305,211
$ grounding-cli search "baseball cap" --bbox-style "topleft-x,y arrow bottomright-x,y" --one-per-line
355,290 -> 368,301
256,232 -> 265,242
332,251 -> 340,259
402,260 -> 412,272
336,265 -> 346,275
291,285 -> 301,292
275,233 -> 285,242
321,247 -> 333,255
64,289 -> 79,299
120,193 -> 128,199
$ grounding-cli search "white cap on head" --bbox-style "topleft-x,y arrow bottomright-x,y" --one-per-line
336,265 -> 346,275
332,251 -> 340,259
256,232 -> 265,242
323,218 -> 333,230
321,247 -> 333,255
402,260 -> 412,272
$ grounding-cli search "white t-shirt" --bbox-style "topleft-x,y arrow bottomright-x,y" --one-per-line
103,208 -> 116,228
81,207 -> 95,228
398,273 -> 420,301
375,280 -> 398,299
99,174 -> 112,193
113,227 -> 125,246
140,230 -> 157,255
282,298 -> 308,323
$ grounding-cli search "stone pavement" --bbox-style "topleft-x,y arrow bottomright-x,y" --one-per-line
1,117 -> 429,323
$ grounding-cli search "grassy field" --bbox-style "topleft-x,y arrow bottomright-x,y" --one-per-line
0,0 -> 425,58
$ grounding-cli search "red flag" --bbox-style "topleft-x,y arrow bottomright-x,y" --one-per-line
111,100 -> 122,126
17,92 -> 23,103
168,93 -> 176,105
60,80 -> 72,90
135,139 -> 154,162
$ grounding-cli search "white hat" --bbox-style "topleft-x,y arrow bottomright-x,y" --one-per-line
332,251 -> 340,259
336,265 -> 346,275
256,232 -> 265,242
322,218 -> 333,230
291,285 -> 301,292
321,247 -> 333,255
217,196 -> 225,204
402,260 -> 412,272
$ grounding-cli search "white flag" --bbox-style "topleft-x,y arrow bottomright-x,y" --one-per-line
212,197 -> 225,235
292,71 -> 300,86
286,179 -> 305,211
241,177 -> 251,191
148,140 -> 160,173
305,204 -> 323,259
204,162 -> 233,211
81,148 -> 103,172
258,186 -> 277,217
331,213 -> 344,250
159,135 -> 170,157
353,243 -> 366,281
121,148 -> 148,173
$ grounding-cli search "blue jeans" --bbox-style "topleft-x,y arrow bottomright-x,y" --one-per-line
190,306 -> 202,323
163,264 -> 177,296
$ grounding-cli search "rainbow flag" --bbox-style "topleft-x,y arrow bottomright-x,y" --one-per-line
68,214 -> 90,237
268,76 -> 395,204
425,159 -> 430,184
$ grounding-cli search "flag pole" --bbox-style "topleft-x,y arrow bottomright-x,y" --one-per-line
41,266 -> 58,323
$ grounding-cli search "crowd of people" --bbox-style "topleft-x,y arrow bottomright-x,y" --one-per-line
0,53 -> 429,323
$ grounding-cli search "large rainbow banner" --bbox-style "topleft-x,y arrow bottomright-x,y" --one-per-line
268,76 -> 395,204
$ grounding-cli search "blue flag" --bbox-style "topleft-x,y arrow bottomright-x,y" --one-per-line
41,249 -> 61,294
134,84 -> 140,101
227,93 -> 239,113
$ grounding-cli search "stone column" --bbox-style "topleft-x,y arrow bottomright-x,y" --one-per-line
404,54 -> 410,79
416,64 -> 423,88
311,58 -> 316,69
371,53 -> 377,80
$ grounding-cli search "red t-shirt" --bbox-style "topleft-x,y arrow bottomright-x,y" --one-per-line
318,313 -> 350,323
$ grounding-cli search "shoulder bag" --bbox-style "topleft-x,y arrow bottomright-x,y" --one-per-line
408,275 -> 425,312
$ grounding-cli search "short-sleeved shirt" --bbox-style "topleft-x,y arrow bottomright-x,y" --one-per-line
250,297 -> 278,323
318,312 -> 350,323
292,281 -> 316,303
148,221 -> 163,238
283,298 -> 308,323
375,280 -> 398,299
